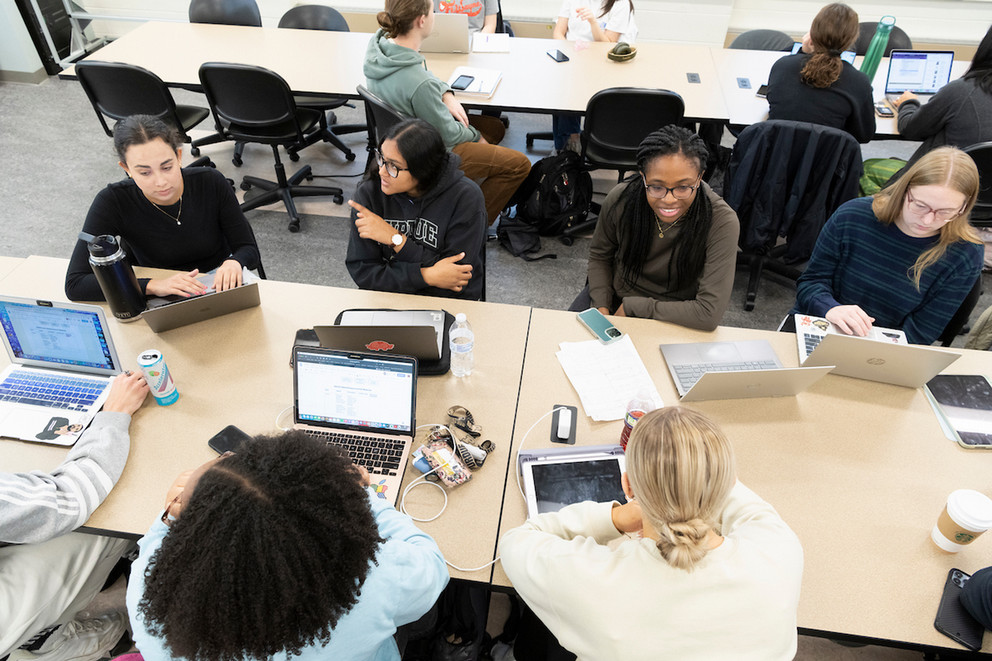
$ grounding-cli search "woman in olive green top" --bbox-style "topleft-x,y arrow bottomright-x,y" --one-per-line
571,126 -> 740,331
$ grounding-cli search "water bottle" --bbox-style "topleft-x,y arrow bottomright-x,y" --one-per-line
859,16 -> 896,84
80,232 -> 145,321
620,390 -> 657,450
449,313 -> 474,377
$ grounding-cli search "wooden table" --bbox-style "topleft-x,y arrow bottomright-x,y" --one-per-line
494,307 -> 992,654
0,255 -> 531,583
0,257 -> 25,282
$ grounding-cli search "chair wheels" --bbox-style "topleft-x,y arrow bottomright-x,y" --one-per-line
288,218 -> 301,233
559,235 -> 574,246
333,194 -> 344,205
289,151 -> 300,162
190,146 -> 200,156
240,181 -> 252,191
345,152 -> 356,162
526,137 -> 535,148
232,155 -> 243,167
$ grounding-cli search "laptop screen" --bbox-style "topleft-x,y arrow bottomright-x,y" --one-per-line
885,50 -> 954,94
0,299 -> 117,372
294,349 -> 415,434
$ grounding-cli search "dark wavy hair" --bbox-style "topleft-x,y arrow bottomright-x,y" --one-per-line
113,114 -> 182,162
138,431 -> 384,661
616,125 -> 712,293
800,3 -> 859,89
964,25 -> 992,95
368,118 -> 450,195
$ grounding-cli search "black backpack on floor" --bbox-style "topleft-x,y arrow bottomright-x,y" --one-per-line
512,151 -> 593,236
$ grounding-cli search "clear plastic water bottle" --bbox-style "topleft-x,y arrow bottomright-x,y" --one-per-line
620,390 -> 657,450
449,313 -> 474,377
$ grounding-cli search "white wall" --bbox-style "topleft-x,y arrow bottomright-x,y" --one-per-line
0,1 -> 46,82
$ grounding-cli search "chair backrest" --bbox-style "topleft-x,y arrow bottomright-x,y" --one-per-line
965,141 -> 992,223
729,29 -> 794,51
198,62 -> 304,144
76,61 -> 184,138
188,0 -> 261,26
854,22 -> 912,57
357,85 -> 407,149
580,87 -> 685,172
277,4 -> 349,31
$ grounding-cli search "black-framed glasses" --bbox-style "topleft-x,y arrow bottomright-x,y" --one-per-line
905,190 -> 961,222
375,149 -> 410,179
642,175 -> 702,200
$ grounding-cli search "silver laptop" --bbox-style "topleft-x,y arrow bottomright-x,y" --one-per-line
421,12 -> 470,53
794,313 -> 906,362
884,50 -> 954,105
0,296 -> 121,445
319,309 -> 445,360
142,281 -> 260,333
660,340 -> 832,401
802,333 -> 960,388
292,347 -> 417,506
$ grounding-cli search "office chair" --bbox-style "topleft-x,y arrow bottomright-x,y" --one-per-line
728,29 -> 794,51
724,120 -> 863,311
965,141 -> 992,225
356,85 -> 408,172
199,62 -> 344,233
75,60 -> 214,168
278,5 -> 366,163
938,276 -> 982,346
854,22 -> 912,57
558,87 -> 685,244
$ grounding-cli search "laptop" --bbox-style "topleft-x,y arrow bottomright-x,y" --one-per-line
0,296 -> 121,445
315,310 -> 445,361
421,12 -> 471,53
660,340 -> 833,401
802,333 -> 960,388
292,347 -> 417,505
142,276 -> 260,333
884,50 -> 955,105
794,313 -> 906,362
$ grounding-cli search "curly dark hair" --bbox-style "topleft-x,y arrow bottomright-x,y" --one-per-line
616,125 -> 712,293
138,431 -> 384,661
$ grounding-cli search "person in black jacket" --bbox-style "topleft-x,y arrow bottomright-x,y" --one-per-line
766,3 -> 875,143
962,567 -> 992,631
346,119 -> 487,300
65,115 -> 260,302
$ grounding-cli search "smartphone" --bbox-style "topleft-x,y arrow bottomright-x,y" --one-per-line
755,84 -> 769,99
207,424 -> 251,455
875,102 -> 895,118
577,308 -> 623,344
451,74 -> 474,91
935,568 -> 985,651
547,49 -> 569,63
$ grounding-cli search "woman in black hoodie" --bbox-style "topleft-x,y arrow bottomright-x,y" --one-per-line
346,119 -> 487,300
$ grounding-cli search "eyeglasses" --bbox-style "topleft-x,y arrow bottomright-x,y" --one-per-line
375,149 -> 410,179
905,190 -> 962,222
642,175 -> 702,200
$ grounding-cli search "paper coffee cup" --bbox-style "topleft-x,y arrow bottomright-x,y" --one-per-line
931,489 -> 992,553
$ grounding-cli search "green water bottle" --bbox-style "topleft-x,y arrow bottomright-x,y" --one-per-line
859,15 -> 896,83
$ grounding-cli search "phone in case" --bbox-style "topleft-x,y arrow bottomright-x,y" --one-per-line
934,568 -> 985,651
547,49 -> 569,63
874,102 -> 895,118
451,74 -> 475,90
755,84 -> 769,99
207,425 -> 251,455
577,308 -> 623,344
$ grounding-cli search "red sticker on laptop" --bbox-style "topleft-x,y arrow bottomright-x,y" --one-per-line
365,340 -> 395,352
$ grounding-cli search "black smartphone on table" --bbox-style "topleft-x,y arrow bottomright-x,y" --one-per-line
874,102 -> 895,118
755,84 -> 769,99
207,424 -> 251,455
451,74 -> 475,91
934,568 -> 985,651
547,49 -> 569,63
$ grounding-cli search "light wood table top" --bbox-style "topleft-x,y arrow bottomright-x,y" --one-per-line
0,256 -> 25,282
494,307 -> 992,653
0,255 -> 530,583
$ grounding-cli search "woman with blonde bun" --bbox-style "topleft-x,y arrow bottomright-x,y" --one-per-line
500,407 -> 804,661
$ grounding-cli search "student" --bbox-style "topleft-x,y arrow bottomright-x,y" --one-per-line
550,0 -> 636,151
365,0 -> 530,224
570,126 -> 739,331
500,406 -> 804,660
346,119 -> 486,299
65,115 -> 260,302
434,0 -> 496,34
962,566 -> 992,631
766,3 -> 875,143
793,146 -> 983,345
1,372 -> 149,658
126,431 -> 448,661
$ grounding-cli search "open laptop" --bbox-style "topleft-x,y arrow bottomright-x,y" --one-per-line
802,333 -> 960,388
0,296 -> 121,445
660,340 -> 833,401
884,50 -> 954,105
421,12 -> 470,53
142,271 -> 260,333
794,313 -> 906,362
292,347 -> 417,505
315,310 -> 445,361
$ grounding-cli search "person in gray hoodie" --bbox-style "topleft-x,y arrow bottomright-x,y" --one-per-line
364,0 -> 530,224
347,119 -> 486,300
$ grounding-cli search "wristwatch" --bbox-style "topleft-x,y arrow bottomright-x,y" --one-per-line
390,233 -> 404,247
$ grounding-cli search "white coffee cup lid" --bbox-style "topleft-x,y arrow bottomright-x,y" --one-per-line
947,489 -> 992,532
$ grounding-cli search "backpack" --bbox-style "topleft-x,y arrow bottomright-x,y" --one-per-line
512,151 -> 593,237
496,213 -> 556,262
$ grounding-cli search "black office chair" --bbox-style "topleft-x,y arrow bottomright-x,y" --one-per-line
965,141 -> 992,225
938,276 -> 982,346
558,88 -> 685,244
853,22 -> 912,57
199,62 -> 344,233
357,85 -> 408,172
278,5 -> 366,163
728,29 -> 794,51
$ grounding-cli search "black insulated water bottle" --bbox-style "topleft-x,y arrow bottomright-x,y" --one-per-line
80,232 -> 145,321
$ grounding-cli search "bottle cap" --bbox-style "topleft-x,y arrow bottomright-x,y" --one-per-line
79,232 -> 120,258
455,312 -> 467,323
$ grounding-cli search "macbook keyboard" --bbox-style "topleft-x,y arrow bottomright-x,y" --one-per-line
674,360 -> 779,392
303,430 -> 404,476
0,370 -> 105,411
802,332 -> 824,357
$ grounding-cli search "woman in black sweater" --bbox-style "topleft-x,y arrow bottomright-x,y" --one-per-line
65,115 -> 260,301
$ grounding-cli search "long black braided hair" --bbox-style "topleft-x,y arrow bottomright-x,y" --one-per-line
616,125 -> 712,294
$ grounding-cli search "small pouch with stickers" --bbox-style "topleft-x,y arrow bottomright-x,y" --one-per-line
419,438 -> 472,487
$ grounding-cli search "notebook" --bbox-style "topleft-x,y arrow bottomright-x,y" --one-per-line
794,313 -> 906,363
421,12 -> 470,53
0,296 -> 121,445
292,347 -> 417,505
316,309 -> 445,361
142,271 -> 260,333
802,333 -> 960,388
884,50 -> 954,104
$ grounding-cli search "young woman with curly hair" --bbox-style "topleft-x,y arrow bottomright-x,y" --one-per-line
125,431 -> 448,661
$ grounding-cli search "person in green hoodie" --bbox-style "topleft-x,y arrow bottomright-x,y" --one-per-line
364,0 -> 530,224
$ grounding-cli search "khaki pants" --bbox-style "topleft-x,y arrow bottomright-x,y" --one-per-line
452,128 -> 530,223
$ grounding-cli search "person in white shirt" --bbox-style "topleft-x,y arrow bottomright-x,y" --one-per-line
500,406 -> 804,661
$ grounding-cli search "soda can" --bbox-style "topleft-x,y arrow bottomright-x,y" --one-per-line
137,349 -> 179,406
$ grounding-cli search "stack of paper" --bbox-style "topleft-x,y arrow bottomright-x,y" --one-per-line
472,32 -> 510,52
447,66 -> 502,97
